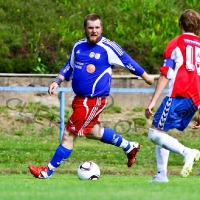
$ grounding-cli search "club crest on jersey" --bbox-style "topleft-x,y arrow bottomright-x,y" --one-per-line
89,52 -> 101,59
86,64 -> 96,73
89,52 -> 95,58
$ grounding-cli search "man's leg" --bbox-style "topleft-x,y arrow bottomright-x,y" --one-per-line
151,145 -> 170,182
100,127 -> 140,167
148,128 -> 200,178
156,145 -> 169,176
29,130 -> 76,179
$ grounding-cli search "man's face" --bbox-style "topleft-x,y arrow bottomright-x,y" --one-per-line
84,19 -> 102,44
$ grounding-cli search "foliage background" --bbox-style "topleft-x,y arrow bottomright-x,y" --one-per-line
0,0 -> 200,74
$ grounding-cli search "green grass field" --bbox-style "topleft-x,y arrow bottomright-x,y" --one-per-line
1,103 -> 200,200
1,174 -> 200,200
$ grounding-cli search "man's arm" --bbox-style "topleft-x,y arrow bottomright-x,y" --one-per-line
145,73 -> 169,119
48,74 -> 65,95
141,71 -> 154,85
48,57 -> 74,95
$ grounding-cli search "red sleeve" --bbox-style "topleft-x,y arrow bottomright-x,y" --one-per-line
160,36 -> 180,79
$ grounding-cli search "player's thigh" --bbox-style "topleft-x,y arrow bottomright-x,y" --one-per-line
153,96 -> 197,131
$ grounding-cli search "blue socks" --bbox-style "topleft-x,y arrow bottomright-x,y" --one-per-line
100,127 -> 130,151
47,144 -> 72,176
46,128 -> 130,177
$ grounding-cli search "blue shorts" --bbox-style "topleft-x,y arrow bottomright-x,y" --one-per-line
152,96 -> 198,131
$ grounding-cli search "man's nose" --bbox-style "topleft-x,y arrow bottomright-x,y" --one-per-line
92,28 -> 97,32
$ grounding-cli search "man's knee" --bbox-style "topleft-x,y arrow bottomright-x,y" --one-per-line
62,129 -> 75,141
86,124 -> 103,139
148,128 -> 168,146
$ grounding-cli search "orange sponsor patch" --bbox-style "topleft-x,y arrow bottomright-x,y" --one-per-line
86,64 -> 95,73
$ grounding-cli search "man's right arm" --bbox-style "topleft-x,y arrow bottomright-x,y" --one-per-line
145,74 -> 169,119
48,74 -> 65,95
59,58 -> 73,81
48,58 -> 73,95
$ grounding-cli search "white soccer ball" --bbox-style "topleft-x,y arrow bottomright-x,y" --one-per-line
77,161 -> 100,180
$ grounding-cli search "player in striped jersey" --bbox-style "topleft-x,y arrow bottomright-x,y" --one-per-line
145,9 -> 200,182
29,13 -> 154,178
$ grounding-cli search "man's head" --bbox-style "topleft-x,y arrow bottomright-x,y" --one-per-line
179,9 -> 200,35
84,13 -> 103,44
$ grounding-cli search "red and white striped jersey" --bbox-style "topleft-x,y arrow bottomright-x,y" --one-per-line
160,33 -> 200,107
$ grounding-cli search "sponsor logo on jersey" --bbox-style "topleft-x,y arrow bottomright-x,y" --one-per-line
184,39 -> 200,46
95,53 -> 101,59
76,50 -> 80,54
86,64 -> 96,73
75,61 -> 84,69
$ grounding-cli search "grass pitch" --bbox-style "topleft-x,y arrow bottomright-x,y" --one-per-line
0,174 -> 200,200
1,103 -> 200,200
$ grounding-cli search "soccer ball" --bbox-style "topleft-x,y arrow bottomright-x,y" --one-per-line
77,161 -> 100,180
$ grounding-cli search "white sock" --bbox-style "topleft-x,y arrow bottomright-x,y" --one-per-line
119,138 -> 129,148
162,135 -> 191,157
182,147 -> 192,158
148,128 -> 191,157
156,145 -> 169,176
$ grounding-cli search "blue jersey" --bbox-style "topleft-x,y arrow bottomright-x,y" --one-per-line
59,36 -> 144,97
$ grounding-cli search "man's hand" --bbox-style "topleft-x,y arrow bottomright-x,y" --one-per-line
145,76 -> 154,85
145,101 -> 155,119
192,112 -> 200,129
141,72 -> 154,85
48,82 -> 59,95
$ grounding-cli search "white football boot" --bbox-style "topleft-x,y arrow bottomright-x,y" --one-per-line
180,149 -> 200,178
150,171 -> 169,183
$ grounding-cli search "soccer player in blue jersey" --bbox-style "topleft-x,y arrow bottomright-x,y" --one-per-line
29,13 -> 154,178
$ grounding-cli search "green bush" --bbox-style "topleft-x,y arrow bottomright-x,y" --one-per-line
0,0 -> 200,74
104,104 -> 122,114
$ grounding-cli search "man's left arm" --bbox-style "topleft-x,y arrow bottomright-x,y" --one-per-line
120,52 -> 154,85
141,71 -> 154,85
